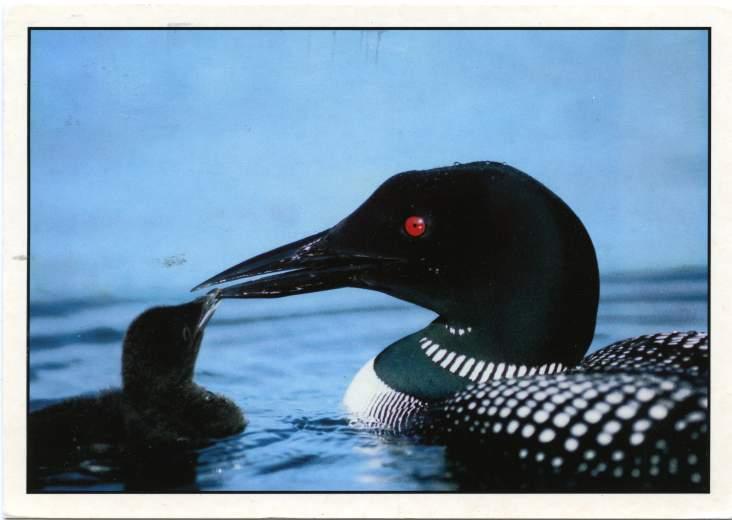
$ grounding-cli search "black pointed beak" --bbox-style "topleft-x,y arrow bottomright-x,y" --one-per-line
191,229 -> 402,299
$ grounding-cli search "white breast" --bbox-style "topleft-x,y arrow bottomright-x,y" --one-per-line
342,357 -> 426,432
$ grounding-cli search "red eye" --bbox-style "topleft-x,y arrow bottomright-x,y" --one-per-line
404,216 -> 426,237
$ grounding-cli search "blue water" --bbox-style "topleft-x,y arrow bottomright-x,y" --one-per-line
28,267 -> 707,491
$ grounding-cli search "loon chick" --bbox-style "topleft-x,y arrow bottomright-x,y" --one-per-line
120,290 -> 245,446
29,291 -> 245,467
194,161 -> 708,490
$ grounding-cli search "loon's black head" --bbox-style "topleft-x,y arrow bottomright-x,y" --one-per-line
194,162 -> 599,364
122,291 -> 220,398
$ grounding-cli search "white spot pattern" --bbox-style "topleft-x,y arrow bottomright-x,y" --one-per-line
347,331 -> 708,490
413,335 -> 707,488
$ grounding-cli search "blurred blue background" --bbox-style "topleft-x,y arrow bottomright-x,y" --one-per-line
29,30 -> 709,491
30,29 -> 708,301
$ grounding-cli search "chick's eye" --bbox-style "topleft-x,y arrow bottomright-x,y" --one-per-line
404,216 -> 426,237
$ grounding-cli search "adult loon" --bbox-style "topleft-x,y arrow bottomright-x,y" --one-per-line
194,161 -> 708,490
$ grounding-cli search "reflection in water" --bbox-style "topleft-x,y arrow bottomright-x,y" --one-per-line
30,441 -> 201,492
442,435 -> 710,493
123,448 -> 200,492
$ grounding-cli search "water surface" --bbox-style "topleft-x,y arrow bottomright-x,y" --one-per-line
29,268 -> 707,491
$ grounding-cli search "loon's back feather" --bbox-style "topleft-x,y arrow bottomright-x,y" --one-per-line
397,332 -> 709,490
580,331 -> 708,376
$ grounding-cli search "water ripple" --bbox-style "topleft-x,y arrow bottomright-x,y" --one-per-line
30,326 -> 123,350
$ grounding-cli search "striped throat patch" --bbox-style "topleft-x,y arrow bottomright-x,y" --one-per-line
417,336 -> 567,383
